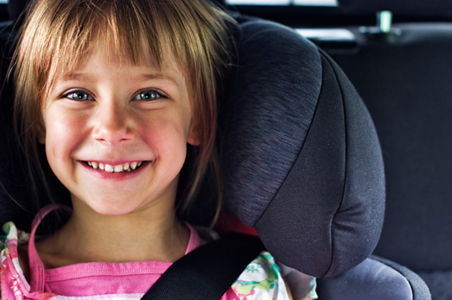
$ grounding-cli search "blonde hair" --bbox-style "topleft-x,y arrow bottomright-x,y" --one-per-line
13,0 -> 234,225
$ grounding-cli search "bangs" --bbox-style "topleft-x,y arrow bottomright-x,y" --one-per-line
16,0 -> 230,99
36,0 -> 179,96
53,2 -> 161,75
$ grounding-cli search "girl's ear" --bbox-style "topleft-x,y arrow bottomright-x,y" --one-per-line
187,123 -> 201,146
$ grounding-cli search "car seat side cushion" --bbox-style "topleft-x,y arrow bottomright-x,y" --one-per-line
221,20 -> 322,225
324,52 -> 386,277
255,53 -> 385,278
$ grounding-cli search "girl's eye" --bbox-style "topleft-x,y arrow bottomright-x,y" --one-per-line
134,90 -> 163,101
64,91 -> 93,101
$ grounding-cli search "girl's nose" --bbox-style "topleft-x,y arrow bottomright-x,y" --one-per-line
92,101 -> 134,146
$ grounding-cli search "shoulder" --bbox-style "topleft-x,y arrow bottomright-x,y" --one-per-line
230,251 -> 290,300
1,221 -> 29,268
1,222 -> 31,299
230,251 -> 318,300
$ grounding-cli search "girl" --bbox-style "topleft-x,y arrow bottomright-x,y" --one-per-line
0,0 -> 316,299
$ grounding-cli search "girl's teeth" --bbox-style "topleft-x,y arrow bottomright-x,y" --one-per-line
105,164 -> 114,173
87,161 -> 143,173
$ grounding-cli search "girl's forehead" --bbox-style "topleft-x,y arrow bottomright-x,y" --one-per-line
52,44 -> 187,86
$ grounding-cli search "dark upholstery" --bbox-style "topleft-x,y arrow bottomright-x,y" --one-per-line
219,20 -> 385,278
0,22 -> 33,230
221,21 -> 321,226
419,271 -> 452,300
317,255 -> 431,300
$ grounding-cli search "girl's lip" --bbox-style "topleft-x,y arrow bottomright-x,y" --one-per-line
79,160 -> 151,180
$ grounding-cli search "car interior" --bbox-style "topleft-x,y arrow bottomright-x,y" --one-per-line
1,0 -> 451,299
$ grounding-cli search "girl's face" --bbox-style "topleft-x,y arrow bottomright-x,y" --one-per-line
41,48 -> 198,216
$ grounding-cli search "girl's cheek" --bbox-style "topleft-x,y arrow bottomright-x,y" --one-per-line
138,113 -> 187,145
44,108 -> 89,154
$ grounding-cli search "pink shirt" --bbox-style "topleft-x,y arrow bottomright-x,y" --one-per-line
2,205 -> 314,300
1,205 -> 238,300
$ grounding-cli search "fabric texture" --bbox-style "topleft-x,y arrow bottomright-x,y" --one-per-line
419,270 -> 452,300
218,18 -> 385,279
316,258 -> 414,300
221,20 -> 321,226
1,206 -> 317,300
246,30 -> 385,278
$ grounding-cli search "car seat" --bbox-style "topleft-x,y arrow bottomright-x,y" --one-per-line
0,0 -> 430,299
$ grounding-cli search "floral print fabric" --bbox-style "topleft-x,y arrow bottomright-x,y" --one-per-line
1,222 -> 57,300
231,252 -> 317,300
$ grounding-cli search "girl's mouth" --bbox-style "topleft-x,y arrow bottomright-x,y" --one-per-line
85,161 -> 144,173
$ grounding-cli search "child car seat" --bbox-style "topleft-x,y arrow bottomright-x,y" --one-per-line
0,0 -> 430,299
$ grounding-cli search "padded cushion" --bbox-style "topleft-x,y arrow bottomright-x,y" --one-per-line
317,256 -> 431,300
419,270 -> 452,300
0,25 -> 37,231
221,22 -> 321,225
220,20 -> 385,278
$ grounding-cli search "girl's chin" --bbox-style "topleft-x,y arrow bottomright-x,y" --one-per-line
92,201 -> 147,216
71,195 -> 146,217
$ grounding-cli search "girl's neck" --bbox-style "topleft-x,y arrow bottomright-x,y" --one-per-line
35,200 -> 190,268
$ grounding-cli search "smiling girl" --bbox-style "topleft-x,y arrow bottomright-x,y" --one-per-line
0,0 -> 316,299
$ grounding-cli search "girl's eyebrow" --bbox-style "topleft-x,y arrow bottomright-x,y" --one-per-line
60,73 -> 93,82
139,73 -> 181,88
59,72 -> 181,88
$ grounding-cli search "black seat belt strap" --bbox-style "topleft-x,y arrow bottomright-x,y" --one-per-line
141,234 -> 264,300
